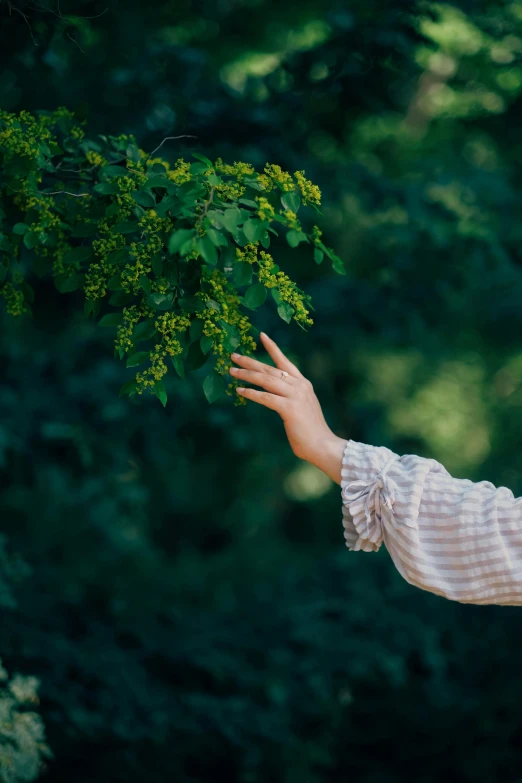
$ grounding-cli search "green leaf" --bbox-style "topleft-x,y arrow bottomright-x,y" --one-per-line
126,144 -> 141,163
186,342 -> 209,371
196,236 -> 218,265
243,282 -> 267,309
233,262 -> 252,288
132,190 -> 156,208
281,191 -> 301,212
113,221 -> 138,234
93,182 -> 120,195
0,234 -> 13,253
126,351 -> 149,368
207,228 -> 228,248
107,273 -> 123,290
277,301 -> 295,323
171,354 -> 185,378
223,208 -> 240,234
200,334 -> 213,354
314,247 -> 324,264
22,282 -> 35,303
286,229 -> 307,248
329,251 -> 346,275
239,198 -> 259,208
207,173 -> 221,186
178,296 -> 206,313
63,246 -> 93,265
105,203 -> 120,218
205,299 -> 221,312
243,218 -> 259,243
146,175 -> 169,189
156,194 -> 180,218
189,318 -> 204,342
99,313 -> 123,327
100,165 -> 127,178
218,320 -> 240,351
132,318 -> 157,343
71,223 -> 98,238
169,228 -> 195,255
151,253 -> 163,278
146,292 -> 173,311
203,373 -> 225,404
191,152 -> 213,167
12,223 -> 29,235
106,248 -> 131,265
55,273 -> 84,293
119,379 -> 138,397
139,274 -> 151,295
109,291 -> 135,306
23,231 -> 37,249
154,381 -> 168,407
271,288 -> 282,305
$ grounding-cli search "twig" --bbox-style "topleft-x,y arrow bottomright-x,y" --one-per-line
198,185 -> 215,225
66,29 -> 84,53
147,135 -> 197,160
42,189 -> 90,197
6,1 -> 38,45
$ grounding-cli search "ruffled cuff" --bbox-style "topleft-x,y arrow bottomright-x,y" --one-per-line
340,439 -> 400,553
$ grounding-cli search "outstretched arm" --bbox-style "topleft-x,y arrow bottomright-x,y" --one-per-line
231,333 -> 522,606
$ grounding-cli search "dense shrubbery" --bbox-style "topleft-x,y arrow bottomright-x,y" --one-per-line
3,1 -> 522,781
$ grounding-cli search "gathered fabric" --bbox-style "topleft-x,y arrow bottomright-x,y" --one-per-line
340,439 -> 522,606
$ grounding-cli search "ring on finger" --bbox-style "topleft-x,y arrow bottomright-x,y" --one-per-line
280,370 -> 289,380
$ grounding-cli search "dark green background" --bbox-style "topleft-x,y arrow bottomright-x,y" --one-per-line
2,1 -> 522,780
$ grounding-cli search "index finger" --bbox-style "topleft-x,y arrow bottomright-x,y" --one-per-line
260,332 -> 302,376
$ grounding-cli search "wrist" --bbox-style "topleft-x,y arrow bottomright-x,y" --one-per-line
309,433 -> 346,485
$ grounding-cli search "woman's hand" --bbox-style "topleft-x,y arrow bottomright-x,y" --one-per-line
229,332 -> 346,484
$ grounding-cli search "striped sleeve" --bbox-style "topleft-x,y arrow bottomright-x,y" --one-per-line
340,439 -> 522,606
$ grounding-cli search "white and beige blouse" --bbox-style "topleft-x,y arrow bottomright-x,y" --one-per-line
341,439 -> 522,606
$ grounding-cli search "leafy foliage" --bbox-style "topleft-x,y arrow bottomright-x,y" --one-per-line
0,659 -> 51,783
0,109 -> 342,406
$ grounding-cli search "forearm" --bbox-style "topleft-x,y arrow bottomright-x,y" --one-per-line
308,433 -> 346,485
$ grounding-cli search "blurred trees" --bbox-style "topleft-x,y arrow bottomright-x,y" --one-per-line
3,1 -> 522,781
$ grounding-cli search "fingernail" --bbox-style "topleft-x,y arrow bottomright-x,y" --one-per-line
231,352 -> 240,360
229,367 -> 238,375
260,332 -> 268,339
236,387 -> 245,393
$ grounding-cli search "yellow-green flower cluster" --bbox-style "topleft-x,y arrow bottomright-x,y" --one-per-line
282,209 -> 300,229
114,175 -> 138,213
124,160 -> 148,187
256,197 -> 275,221
167,159 -> 192,185
197,269 -> 256,384
257,250 -> 313,326
0,110 -> 52,162
0,281 -> 27,317
257,164 -> 321,207
135,311 -> 190,392
86,150 -> 107,168
115,305 -> 142,353
311,225 -> 323,244
259,163 -> 295,192
70,126 -> 85,141
85,232 -> 125,300
121,211 -> 167,294
13,189 -> 71,277
235,243 -> 258,265
294,170 -> 321,206
213,158 -> 255,201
